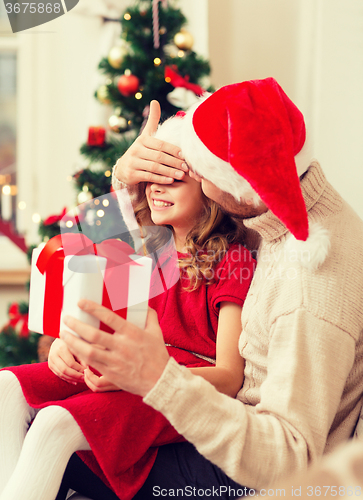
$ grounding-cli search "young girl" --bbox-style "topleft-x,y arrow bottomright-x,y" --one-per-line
0,116 -> 255,500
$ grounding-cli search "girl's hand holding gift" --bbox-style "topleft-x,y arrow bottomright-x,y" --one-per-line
83,368 -> 122,393
48,338 -> 85,385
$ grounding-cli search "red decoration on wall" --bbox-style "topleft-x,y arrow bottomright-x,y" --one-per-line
4,303 -> 29,337
0,217 -> 27,253
87,127 -> 106,147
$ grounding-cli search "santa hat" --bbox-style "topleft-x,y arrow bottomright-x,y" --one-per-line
155,77 -> 330,269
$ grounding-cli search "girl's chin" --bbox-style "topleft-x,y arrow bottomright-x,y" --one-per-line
151,215 -> 169,225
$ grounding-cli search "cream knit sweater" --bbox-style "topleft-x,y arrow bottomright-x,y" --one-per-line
139,163 -> 363,489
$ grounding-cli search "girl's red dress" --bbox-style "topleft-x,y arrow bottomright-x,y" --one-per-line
4,244 -> 254,500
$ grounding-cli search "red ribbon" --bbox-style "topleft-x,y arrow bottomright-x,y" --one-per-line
165,66 -> 205,96
5,303 -> 29,338
36,234 -> 138,337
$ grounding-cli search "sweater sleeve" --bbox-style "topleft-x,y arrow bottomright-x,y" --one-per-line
111,164 -> 145,226
143,309 -> 356,489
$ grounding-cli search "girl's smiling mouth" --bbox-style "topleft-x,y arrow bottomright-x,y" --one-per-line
152,199 -> 174,208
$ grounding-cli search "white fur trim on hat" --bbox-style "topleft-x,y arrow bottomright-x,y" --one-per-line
285,222 -> 330,270
154,113 -> 185,147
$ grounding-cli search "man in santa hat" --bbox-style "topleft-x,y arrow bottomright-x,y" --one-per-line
60,78 -> 363,498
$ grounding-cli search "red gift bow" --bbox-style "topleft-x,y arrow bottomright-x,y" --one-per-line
43,207 -> 67,226
5,303 -> 29,338
36,234 -> 139,338
165,66 -> 205,96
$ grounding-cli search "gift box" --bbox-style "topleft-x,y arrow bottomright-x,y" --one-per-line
28,234 -> 152,338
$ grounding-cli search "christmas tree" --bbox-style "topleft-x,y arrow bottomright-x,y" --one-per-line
78,0 -> 211,211
0,0 -> 212,366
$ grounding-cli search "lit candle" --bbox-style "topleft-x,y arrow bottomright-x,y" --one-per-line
1,185 -> 12,220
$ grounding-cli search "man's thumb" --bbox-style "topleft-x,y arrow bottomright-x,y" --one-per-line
143,100 -> 161,136
145,307 -> 163,338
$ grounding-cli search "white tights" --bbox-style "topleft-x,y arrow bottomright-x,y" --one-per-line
0,371 -> 90,500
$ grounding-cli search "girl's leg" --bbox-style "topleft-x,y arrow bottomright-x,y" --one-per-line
0,405 -> 90,500
0,371 -> 38,495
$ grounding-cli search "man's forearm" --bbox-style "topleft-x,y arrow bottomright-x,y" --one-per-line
143,357 -> 308,490
144,313 -> 356,490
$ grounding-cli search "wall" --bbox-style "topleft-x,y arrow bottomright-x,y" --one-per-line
208,0 -> 300,93
310,0 -> 363,215
16,11 -> 109,245
208,0 -> 363,219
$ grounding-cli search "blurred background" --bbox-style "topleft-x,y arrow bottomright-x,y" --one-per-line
0,0 -> 362,344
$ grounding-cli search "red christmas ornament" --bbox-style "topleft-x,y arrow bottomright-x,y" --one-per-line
87,126 -> 106,147
117,74 -> 140,97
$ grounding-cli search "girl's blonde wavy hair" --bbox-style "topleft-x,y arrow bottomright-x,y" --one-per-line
133,182 -> 246,291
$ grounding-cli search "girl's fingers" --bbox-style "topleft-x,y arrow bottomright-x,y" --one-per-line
50,357 -> 84,384
84,368 -> 121,393
61,348 -> 85,373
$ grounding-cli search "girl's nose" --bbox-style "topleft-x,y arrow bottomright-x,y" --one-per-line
149,182 -> 165,193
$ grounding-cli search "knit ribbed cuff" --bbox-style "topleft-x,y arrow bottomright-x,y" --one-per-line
143,357 -> 190,412
112,164 -> 127,191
